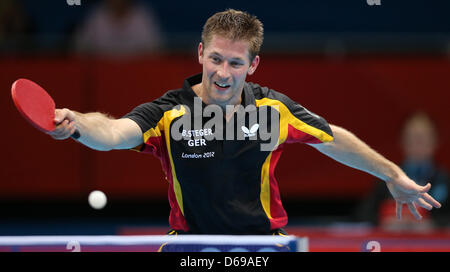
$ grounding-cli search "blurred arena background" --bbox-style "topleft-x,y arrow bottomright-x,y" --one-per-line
1,0 -> 450,251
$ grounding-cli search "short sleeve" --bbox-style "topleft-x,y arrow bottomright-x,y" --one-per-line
283,97 -> 333,144
259,87 -> 334,144
122,102 -> 166,156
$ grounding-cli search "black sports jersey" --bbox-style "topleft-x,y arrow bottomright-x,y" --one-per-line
123,73 -> 333,234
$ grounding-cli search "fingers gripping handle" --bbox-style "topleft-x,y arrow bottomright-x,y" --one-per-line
56,109 -> 80,139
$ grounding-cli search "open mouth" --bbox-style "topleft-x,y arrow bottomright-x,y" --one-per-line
214,82 -> 231,91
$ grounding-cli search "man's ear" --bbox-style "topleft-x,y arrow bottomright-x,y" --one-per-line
198,42 -> 204,64
247,55 -> 260,75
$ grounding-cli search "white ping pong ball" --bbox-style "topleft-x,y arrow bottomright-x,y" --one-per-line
88,190 -> 107,210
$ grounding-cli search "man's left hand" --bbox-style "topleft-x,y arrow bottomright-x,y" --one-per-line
386,177 -> 442,220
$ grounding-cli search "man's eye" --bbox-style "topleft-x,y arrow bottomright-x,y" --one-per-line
230,62 -> 242,67
211,57 -> 220,63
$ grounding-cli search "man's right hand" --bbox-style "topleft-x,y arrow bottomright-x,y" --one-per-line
48,108 -> 78,140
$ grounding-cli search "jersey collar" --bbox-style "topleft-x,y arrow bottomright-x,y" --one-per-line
183,73 -> 256,108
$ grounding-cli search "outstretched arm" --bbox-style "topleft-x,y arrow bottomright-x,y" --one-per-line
48,108 -> 143,151
309,124 -> 441,220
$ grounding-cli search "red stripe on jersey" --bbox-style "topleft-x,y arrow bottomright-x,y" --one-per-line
286,124 -> 323,144
268,145 -> 288,230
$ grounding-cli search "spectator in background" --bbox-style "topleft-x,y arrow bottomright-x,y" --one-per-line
0,0 -> 35,54
357,112 -> 449,231
74,0 -> 163,57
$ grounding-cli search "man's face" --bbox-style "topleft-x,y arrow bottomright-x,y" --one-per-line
198,35 -> 260,107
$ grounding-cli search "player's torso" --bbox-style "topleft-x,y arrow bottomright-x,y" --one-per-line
165,92 -> 280,234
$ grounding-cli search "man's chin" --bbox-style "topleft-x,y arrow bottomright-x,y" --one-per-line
212,88 -> 232,99
209,94 -> 234,106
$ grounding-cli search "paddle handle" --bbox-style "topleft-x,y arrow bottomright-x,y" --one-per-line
71,130 -> 81,139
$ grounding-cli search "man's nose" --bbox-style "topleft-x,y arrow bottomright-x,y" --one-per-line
216,62 -> 231,79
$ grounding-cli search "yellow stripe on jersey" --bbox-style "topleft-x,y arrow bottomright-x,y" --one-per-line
142,105 -> 188,215
255,97 -> 333,222
255,98 -> 333,145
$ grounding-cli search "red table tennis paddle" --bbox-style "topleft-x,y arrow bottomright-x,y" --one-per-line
11,78 -> 80,139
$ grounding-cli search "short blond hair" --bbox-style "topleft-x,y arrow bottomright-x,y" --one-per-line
201,9 -> 264,61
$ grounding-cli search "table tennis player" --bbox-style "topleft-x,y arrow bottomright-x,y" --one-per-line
48,9 -> 441,235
